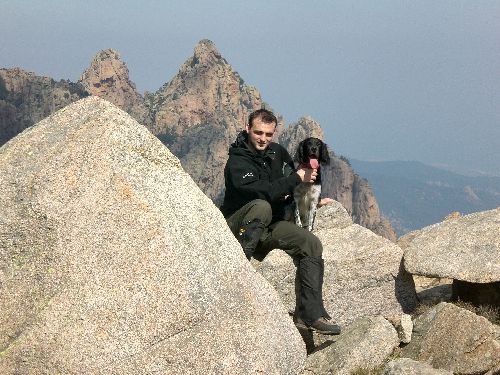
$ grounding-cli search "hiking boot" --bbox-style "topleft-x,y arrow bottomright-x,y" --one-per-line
294,316 -> 341,335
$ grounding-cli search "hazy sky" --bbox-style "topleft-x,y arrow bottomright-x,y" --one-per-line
1,1 -> 499,176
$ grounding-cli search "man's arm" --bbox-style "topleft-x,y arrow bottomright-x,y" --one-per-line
227,162 -> 301,202
227,163 -> 318,202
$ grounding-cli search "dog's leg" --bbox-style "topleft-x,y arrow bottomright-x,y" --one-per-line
294,198 -> 303,228
309,207 -> 318,231
308,186 -> 321,231
307,202 -> 316,231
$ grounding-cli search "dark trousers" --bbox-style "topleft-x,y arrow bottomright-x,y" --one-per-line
225,199 -> 323,260
226,199 -> 328,324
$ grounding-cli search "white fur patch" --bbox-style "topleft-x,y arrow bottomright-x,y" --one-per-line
294,183 -> 321,231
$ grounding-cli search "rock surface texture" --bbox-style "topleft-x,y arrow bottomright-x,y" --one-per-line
388,313 -> 413,344
0,97 -> 306,374
302,316 -> 399,375
402,302 -> 500,375
383,358 -> 453,375
401,208 -> 500,283
255,201 -> 417,328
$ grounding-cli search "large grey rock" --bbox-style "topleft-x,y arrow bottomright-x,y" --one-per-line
256,205 -> 417,327
313,201 -> 353,231
302,316 -> 399,375
319,223 -> 417,325
0,97 -> 306,374
402,302 -> 500,375
383,358 -> 453,375
401,208 -> 500,283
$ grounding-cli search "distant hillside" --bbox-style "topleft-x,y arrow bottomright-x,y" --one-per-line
349,159 -> 500,236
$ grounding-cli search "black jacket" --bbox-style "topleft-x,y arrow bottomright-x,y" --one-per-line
220,131 -> 301,221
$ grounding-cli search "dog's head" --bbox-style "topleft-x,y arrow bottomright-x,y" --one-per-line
296,137 -> 330,168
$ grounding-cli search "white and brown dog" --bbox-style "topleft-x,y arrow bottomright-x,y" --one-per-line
294,137 -> 330,231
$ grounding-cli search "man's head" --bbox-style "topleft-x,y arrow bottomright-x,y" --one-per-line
245,109 -> 277,152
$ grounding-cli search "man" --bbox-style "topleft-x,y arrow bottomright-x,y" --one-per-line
220,108 -> 341,335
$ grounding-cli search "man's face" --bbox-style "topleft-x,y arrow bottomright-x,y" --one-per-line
245,118 -> 276,151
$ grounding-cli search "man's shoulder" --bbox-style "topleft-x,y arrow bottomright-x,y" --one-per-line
226,147 -> 255,169
267,142 -> 283,152
228,146 -> 253,159
269,142 -> 292,158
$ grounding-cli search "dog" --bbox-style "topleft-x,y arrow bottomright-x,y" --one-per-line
293,137 -> 330,231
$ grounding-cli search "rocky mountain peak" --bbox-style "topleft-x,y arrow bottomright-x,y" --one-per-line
78,49 -> 151,126
0,68 -> 88,146
192,39 -> 223,66
278,116 -> 325,153
148,40 -> 263,202
96,48 -> 121,60
151,39 -> 261,138
79,49 -> 138,105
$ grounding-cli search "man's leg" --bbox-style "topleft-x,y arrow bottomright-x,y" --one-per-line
226,199 -> 272,259
260,221 -> 341,335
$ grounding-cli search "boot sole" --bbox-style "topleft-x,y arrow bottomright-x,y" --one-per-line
310,327 -> 341,335
294,321 -> 341,335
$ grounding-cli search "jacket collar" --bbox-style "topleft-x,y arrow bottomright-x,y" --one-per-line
231,131 -> 276,160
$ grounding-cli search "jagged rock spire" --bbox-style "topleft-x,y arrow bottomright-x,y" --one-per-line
79,48 -> 139,107
78,49 -> 151,126
192,39 -> 223,66
149,39 -> 264,203
95,48 -> 121,61
151,39 -> 262,137
278,116 -> 325,155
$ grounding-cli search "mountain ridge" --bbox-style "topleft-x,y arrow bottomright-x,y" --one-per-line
349,159 -> 500,236
0,39 -> 395,240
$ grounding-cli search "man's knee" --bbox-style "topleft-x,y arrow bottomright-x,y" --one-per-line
303,232 -> 323,258
292,228 -> 323,258
270,221 -> 323,258
244,199 -> 272,225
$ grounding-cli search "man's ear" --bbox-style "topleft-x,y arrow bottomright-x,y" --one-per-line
245,124 -> 250,133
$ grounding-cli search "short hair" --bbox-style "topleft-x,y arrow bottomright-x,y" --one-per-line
248,108 -> 277,128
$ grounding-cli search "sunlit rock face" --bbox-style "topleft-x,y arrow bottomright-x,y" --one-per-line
0,97 -> 306,375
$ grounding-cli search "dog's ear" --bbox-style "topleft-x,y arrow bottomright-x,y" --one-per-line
320,142 -> 331,165
295,139 -> 306,163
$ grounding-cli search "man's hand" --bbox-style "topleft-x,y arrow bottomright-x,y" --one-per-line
296,167 -> 317,183
317,197 -> 334,207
